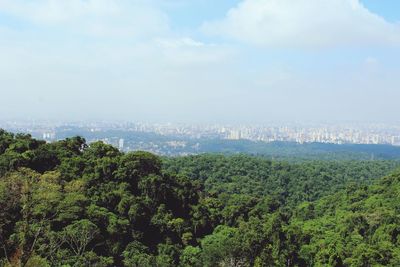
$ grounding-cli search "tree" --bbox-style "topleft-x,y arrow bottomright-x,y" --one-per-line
62,219 -> 99,258
200,225 -> 244,267
180,246 -> 202,267
122,241 -> 154,267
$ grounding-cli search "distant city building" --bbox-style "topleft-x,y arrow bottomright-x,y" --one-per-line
228,130 -> 241,140
2,120 -> 400,150
42,132 -> 55,140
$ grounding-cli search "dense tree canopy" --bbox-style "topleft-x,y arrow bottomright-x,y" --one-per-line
1,129 -> 400,266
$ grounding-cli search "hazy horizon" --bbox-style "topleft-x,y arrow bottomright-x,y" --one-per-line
1,0 -> 400,123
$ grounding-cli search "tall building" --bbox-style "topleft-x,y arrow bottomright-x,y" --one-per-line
119,139 -> 124,150
228,130 -> 241,140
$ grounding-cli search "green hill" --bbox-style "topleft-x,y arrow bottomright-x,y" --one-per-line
1,129 -> 400,266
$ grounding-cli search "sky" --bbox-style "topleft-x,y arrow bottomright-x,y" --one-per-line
0,0 -> 400,124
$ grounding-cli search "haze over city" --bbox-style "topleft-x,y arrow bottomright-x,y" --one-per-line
1,0 -> 400,123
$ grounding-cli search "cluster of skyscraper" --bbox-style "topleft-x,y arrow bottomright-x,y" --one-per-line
1,120 -> 400,146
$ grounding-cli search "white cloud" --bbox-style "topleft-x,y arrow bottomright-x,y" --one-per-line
1,0 -> 399,122
155,37 -> 206,49
0,0 -> 170,38
202,0 -> 400,48
0,0 -> 236,78
0,0 -> 118,22
152,37 -> 235,66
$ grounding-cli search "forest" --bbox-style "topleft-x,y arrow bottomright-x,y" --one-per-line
1,129 -> 400,266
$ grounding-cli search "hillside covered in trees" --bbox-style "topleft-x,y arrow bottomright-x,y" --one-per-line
1,129 -> 400,266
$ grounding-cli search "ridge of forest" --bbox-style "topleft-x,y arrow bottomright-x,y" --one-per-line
1,129 -> 400,266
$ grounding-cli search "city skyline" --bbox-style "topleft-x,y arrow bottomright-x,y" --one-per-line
2,119 -> 400,148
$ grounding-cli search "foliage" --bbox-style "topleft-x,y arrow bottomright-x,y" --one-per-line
1,129 -> 400,266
